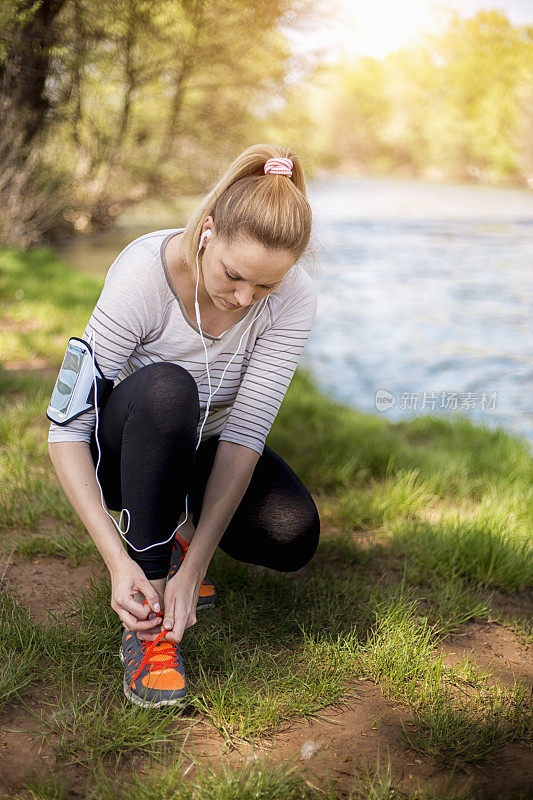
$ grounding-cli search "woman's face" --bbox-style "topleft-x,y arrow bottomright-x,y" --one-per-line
199,224 -> 293,313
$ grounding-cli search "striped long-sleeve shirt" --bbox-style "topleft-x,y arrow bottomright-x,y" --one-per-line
47,228 -> 318,456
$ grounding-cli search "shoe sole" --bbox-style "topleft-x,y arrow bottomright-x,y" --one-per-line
119,645 -> 188,709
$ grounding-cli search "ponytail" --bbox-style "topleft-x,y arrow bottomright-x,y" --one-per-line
180,143 -> 313,280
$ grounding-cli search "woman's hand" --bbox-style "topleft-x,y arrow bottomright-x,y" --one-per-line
110,556 -> 162,633
159,568 -> 202,644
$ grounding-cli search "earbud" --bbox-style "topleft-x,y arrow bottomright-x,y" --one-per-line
200,229 -> 212,248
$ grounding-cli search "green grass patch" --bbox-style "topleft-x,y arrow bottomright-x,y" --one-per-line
392,516 -> 533,592
405,680 -> 532,766
1,551 -> 530,774
33,680 -> 181,769
13,527 -> 98,564
0,647 -> 40,713
0,246 -> 104,534
353,591 -> 531,766
416,576 -> 491,637
0,592 -> 42,711
8,754 -> 475,800
493,612 -> 533,645
0,367 -> 89,533
337,467 -> 439,531
0,246 -> 103,365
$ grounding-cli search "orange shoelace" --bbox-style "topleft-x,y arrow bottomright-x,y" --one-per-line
173,535 -> 215,600
173,533 -> 210,582
174,532 -> 189,560
126,601 -> 181,693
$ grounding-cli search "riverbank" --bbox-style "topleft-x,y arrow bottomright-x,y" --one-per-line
1,245 -> 532,799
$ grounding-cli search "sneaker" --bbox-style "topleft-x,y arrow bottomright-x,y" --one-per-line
119,605 -> 188,708
168,532 -> 218,609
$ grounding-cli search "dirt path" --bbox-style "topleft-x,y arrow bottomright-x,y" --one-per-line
2,554 -> 107,624
439,622 -> 532,688
1,548 -> 531,799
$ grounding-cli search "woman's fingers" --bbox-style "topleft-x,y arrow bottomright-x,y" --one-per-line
162,600 -> 175,634
121,612 -> 162,632
162,600 -> 186,643
160,577 -> 199,643
137,577 -> 161,615
117,608 -> 145,630
164,607 -> 195,643
115,596 -> 162,628
137,615 -> 163,630
122,611 -> 162,631
120,594 -> 152,620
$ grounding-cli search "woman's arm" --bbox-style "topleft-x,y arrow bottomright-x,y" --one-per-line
178,440 -> 260,581
161,440 -> 259,640
48,441 -> 163,630
48,441 -> 130,571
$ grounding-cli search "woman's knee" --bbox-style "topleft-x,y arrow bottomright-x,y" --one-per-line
125,362 -> 199,433
270,499 -> 321,572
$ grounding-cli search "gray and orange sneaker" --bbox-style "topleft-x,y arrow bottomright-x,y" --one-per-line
167,532 -> 218,609
119,619 -> 188,708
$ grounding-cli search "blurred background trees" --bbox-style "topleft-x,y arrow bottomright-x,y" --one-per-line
0,0 -> 325,246
1,2 -> 532,249
298,10 -> 533,184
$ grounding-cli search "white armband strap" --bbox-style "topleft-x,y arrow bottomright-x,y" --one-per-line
46,336 -> 113,426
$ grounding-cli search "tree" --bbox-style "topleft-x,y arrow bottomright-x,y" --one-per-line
0,0 -> 67,145
0,0 -> 329,245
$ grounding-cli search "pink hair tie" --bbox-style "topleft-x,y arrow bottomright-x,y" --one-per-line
264,157 -> 293,177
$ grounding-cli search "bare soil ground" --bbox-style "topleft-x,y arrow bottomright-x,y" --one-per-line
1,526 -> 531,799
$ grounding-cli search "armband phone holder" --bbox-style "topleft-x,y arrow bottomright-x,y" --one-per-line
46,336 -> 113,426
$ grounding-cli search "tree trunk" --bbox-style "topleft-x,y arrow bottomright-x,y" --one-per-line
0,0 -> 67,146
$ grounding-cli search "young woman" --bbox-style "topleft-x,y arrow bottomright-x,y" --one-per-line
48,143 -> 320,708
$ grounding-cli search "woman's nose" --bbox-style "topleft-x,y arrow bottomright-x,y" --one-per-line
235,286 -> 254,306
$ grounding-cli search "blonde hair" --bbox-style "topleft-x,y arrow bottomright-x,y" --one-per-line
180,143 -> 312,280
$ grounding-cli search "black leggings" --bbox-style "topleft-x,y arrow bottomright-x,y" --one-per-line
89,362 -> 320,579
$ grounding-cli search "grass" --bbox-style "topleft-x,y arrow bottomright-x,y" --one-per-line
0,593 -> 41,713
12,527 -> 98,564
34,680 -> 181,768
0,647 -> 39,712
6,754 -> 480,800
493,612 -> 533,646
1,243 -> 532,797
392,515 -> 532,592
405,680 -> 532,767
1,572 -> 530,772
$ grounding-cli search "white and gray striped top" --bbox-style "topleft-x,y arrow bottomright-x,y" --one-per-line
47,228 -> 318,456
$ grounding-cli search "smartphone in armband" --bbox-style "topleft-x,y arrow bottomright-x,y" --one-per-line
46,336 -> 114,426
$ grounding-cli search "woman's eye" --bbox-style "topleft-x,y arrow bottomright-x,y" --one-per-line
225,269 -> 275,291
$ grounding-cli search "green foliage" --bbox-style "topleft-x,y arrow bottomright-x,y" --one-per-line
392,515 -> 533,592
306,10 -> 533,184
405,681 -> 532,766
0,0 -> 328,247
